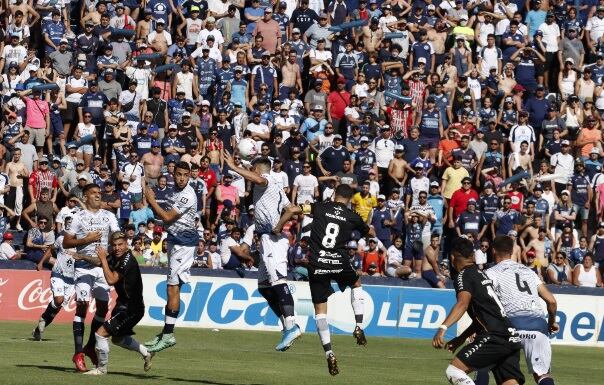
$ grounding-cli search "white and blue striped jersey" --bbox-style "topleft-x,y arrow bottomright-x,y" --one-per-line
67,209 -> 120,268
253,173 -> 290,234
52,234 -> 75,279
486,259 -> 547,332
165,185 -> 199,246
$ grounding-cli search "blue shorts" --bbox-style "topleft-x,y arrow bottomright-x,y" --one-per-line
403,243 -> 424,261
422,270 -> 440,288
422,136 -> 440,149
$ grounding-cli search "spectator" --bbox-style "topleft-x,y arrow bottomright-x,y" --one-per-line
0,232 -> 21,260
572,253 -> 603,287
547,251 -> 572,285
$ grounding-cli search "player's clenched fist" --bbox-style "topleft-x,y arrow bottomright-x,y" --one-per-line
432,329 -> 446,349
96,246 -> 108,262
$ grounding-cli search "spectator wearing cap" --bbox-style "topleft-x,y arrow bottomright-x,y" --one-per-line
304,79 -> 328,114
317,133 -> 349,176
0,34 -> 27,74
568,159 -> 592,236
118,150 -> 146,202
576,115 -> 601,158
18,88 -> 49,160
559,26 -> 585,71
299,104 -> 327,142
550,138 -> 574,194
350,136 -> 377,184
367,194 -> 394,247
290,0 -> 319,37
197,16 -> 224,49
305,11 -> 331,49
585,147 -> 603,180
252,7 -> 281,54
110,3 -> 136,30
162,123 -> 186,164
45,37 -> 71,79
97,69 -> 121,101
326,76 -> 351,137
409,28 -> 435,73
146,17 -> 172,56
250,50 -> 278,99
215,5 -> 240,46
586,6 -> 604,60
42,9 -> 66,54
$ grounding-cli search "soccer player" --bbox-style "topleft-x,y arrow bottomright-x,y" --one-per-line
83,232 -> 153,375
33,217 -> 76,340
63,184 -> 121,372
144,161 -> 198,352
432,237 -> 524,385
223,152 -> 301,351
487,236 -> 559,385
273,184 -> 373,376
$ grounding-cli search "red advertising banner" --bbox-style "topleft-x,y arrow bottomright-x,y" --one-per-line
0,270 -> 116,323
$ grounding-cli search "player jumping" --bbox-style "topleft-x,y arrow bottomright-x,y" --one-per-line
223,152 -> 301,351
82,232 -> 154,375
487,235 -> 558,385
144,161 -> 199,352
432,237 -> 525,385
273,184 -> 373,376
32,217 -> 76,340
63,184 -> 121,372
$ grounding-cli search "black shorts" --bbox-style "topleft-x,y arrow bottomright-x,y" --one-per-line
457,334 -> 524,385
104,304 -> 144,338
308,265 -> 359,304
63,102 -> 79,123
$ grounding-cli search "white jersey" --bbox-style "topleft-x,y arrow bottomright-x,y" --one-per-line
51,234 -> 76,279
67,209 -> 120,268
254,173 -> 290,234
165,185 -> 199,246
487,259 -> 546,331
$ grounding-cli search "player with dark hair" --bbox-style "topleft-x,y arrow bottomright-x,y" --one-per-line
63,183 -> 121,372
432,237 -> 524,385
33,216 -> 76,340
144,161 -> 199,352
82,232 -> 154,375
273,184 -> 374,376
223,151 -> 301,351
487,236 -> 558,385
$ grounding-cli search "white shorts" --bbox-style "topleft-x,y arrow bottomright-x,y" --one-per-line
167,243 -> 196,286
77,144 -> 94,154
519,329 -> 552,376
50,272 -> 75,308
257,233 -> 289,286
74,266 -> 110,302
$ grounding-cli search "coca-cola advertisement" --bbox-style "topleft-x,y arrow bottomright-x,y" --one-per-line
0,270 -> 116,322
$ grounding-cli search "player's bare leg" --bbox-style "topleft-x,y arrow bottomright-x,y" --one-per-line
83,300 -> 108,366
32,296 -> 64,341
146,284 -> 179,352
85,325 -> 153,375
314,302 -> 339,376
350,281 -> 367,346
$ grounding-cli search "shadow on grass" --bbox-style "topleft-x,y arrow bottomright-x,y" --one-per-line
167,377 -> 266,385
16,365 -> 161,380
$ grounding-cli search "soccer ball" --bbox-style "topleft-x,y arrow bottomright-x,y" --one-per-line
237,138 -> 257,160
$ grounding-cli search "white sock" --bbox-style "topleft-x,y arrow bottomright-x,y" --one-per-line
284,316 -> 296,330
94,333 -> 110,368
351,287 -> 364,327
114,336 -> 149,357
445,364 -> 475,385
315,313 -> 332,357
279,316 -> 286,331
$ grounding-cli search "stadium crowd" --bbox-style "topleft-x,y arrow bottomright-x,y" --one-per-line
0,0 -> 603,288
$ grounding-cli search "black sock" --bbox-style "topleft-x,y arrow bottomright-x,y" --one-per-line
162,307 -> 179,334
85,315 -> 104,348
538,377 -> 555,385
41,301 -> 60,327
273,283 -> 295,318
73,320 -> 84,353
474,369 -> 490,385
258,287 -> 283,318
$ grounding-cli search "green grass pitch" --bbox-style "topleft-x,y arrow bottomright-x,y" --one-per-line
0,321 -> 600,385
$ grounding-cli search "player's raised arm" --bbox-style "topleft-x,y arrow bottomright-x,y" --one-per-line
223,150 -> 268,186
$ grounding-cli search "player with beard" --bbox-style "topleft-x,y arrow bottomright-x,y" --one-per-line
144,161 -> 199,352
273,184 -> 374,376
63,184 -> 121,372
432,237 -> 524,385
82,232 -> 153,375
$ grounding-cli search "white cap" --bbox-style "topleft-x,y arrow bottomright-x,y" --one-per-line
507,230 -> 518,237
414,163 -> 425,169
427,4 -> 435,10
201,100 -> 210,106
591,147 -> 600,154
377,194 -> 386,200
395,144 -> 404,151
565,57 -> 575,64
347,240 -> 358,249
460,14 -> 468,20
561,189 -> 570,195
561,139 -> 570,145
313,104 -> 324,111
156,18 -> 165,24
360,136 -> 369,142
292,27 -> 301,33
418,57 -> 427,64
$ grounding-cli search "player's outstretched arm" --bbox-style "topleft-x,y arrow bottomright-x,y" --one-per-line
145,189 -> 181,224
537,284 -> 559,334
273,204 -> 304,234
223,150 -> 267,185
433,291 -> 471,349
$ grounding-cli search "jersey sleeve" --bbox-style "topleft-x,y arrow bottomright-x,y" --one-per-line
455,268 -> 475,294
353,212 -> 370,237
109,213 -> 121,232
66,213 -> 82,237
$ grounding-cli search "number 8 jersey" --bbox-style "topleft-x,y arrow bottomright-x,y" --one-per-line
307,201 -> 370,270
